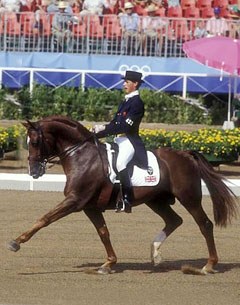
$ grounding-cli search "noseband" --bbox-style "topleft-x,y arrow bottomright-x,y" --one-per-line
27,126 -> 52,173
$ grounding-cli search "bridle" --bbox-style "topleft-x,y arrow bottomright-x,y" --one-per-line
27,125 -> 102,172
28,126 -> 56,171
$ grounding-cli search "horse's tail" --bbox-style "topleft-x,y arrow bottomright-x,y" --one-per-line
189,151 -> 238,227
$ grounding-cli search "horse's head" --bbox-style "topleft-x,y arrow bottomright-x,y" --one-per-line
23,116 -> 95,179
22,120 -> 54,179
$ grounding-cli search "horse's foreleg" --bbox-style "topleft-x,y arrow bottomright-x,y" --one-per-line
146,202 -> 183,266
84,209 -> 117,274
8,195 -> 78,252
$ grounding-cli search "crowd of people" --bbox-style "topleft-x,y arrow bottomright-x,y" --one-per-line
1,0 -> 239,18
0,0 -> 239,54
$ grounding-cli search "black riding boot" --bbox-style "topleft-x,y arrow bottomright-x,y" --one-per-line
116,169 -> 133,213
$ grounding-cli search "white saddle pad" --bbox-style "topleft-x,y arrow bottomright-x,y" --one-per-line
105,143 -> 160,187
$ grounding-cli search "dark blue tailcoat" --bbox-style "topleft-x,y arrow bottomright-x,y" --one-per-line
96,95 -> 148,169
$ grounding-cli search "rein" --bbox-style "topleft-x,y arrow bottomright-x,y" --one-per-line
47,133 -> 96,164
47,133 -> 107,176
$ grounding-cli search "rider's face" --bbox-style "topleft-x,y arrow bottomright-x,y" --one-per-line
123,80 -> 137,94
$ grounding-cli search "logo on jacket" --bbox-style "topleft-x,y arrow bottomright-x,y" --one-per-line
126,118 -> 133,126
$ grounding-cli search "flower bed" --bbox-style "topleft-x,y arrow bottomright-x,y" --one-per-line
0,125 -> 26,158
1,124 -> 240,164
140,127 -> 240,163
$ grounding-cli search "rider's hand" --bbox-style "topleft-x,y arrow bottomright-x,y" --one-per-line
93,124 -> 105,133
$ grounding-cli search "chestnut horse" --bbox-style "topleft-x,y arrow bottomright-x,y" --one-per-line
7,115 -> 238,275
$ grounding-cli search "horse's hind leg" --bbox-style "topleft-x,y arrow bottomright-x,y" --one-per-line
181,200 -> 218,274
146,201 -> 183,266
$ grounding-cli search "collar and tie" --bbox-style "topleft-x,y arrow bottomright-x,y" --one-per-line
124,90 -> 139,102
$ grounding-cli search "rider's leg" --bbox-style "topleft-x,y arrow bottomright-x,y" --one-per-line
118,168 -> 133,213
114,137 -> 134,213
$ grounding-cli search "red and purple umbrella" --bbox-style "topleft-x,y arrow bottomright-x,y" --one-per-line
183,36 -> 240,76
183,36 -> 240,126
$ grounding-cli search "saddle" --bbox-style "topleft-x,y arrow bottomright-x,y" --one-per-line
105,143 -> 160,187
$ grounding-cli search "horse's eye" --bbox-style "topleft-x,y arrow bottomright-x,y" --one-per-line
27,135 -> 39,147
31,142 -> 39,148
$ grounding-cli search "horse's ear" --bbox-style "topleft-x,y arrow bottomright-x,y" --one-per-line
22,121 -> 30,129
22,120 -> 36,130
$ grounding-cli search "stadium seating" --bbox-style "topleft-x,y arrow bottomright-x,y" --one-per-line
103,15 -> 122,54
196,0 -> 213,9
167,6 -> 183,17
184,6 -> 201,18
200,6 -> 215,18
181,0 -> 197,10
72,16 -> 87,53
213,0 -> 229,8
20,12 -> 39,51
3,12 -> 21,51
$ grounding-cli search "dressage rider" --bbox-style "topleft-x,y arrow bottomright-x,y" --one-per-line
94,70 -> 148,213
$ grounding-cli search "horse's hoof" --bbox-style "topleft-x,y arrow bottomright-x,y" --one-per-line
97,266 -> 112,275
201,265 -> 218,275
151,243 -> 162,266
7,240 -> 20,252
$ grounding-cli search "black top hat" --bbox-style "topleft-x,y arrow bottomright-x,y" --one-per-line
122,70 -> 143,83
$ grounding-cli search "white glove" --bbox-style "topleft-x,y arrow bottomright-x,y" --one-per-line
93,124 -> 105,133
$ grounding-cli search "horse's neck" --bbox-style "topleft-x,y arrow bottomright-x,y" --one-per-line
47,121 -> 85,151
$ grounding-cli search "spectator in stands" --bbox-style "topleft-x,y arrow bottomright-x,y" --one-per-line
134,0 -> 148,4
167,0 -> 179,8
228,1 -> 240,18
70,0 -> 83,14
133,0 -> 148,16
206,7 -> 229,37
51,1 -> 74,51
0,0 -> 21,13
19,0 -> 35,12
34,0 -> 49,33
116,0 -> 131,14
48,0 -> 73,14
31,0 -> 42,12
119,2 -> 141,54
194,20 -> 208,39
79,0 -> 110,16
47,0 -> 59,12
228,2 -> 240,38
151,0 -> 166,8
141,4 -> 167,55
150,0 -> 167,15
35,0 -> 49,17
103,0 -> 118,14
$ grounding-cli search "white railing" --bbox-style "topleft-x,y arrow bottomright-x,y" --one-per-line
0,67 -> 229,98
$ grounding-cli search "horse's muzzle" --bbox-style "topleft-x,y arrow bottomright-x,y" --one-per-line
29,161 -> 46,179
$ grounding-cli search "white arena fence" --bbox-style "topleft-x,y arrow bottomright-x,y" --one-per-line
0,173 -> 240,195
0,12 -> 239,57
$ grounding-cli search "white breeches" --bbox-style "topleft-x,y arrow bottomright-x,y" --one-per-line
114,136 -> 134,172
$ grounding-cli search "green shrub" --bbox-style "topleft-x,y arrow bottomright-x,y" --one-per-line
0,86 -> 224,125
